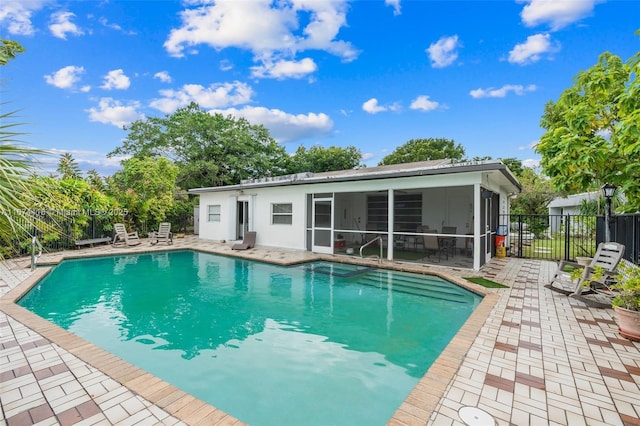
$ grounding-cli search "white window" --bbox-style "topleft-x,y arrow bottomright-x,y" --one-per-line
208,205 -> 221,222
272,203 -> 292,225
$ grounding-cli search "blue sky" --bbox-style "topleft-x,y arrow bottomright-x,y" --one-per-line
1,0 -> 638,177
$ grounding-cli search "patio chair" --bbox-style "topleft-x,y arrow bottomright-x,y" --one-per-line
232,231 -> 256,250
442,226 -> 457,256
149,222 -> 173,245
112,223 -> 141,247
547,242 -> 625,296
423,229 -> 448,261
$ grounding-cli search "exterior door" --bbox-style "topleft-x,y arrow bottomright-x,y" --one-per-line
237,201 -> 249,239
312,198 -> 333,254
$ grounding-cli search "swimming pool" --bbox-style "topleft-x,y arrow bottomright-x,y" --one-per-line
18,250 -> 482,425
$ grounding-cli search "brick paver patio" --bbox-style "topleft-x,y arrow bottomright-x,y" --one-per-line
1,237 -> 638,425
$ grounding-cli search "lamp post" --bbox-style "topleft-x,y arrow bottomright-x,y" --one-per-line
601,183 -> 617,242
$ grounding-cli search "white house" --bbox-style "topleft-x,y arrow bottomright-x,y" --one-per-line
547,191 -> 599,234
548,191 -> 599,216
189,159 -> 521,270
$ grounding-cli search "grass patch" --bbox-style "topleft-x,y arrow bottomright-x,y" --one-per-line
464,277 -> 509,288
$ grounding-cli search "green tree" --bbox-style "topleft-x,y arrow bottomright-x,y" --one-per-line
86,169 -> 106,192
108,157 -> 179,229
26,175 -> 116,244
378,138 -> 465,166
500,158 -> 524,178
536,46 -> 640,211
510,168 -> 556,216
288,145 -> 363,173
0,39 -> 25,66
56,152 -> 82,179
109,102 -> 290,189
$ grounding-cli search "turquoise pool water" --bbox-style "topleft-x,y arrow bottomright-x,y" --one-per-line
19,251 -> 481,425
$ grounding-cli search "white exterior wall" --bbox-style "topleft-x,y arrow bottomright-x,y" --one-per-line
195,169 -> 517,268
249,186 -> 307,250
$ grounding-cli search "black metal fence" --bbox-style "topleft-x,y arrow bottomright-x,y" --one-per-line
7,211 -> 193,258
608,214 -> 640,264
500,213 -> 640,264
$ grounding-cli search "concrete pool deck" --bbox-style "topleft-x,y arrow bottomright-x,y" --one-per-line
1,236 -> 639,425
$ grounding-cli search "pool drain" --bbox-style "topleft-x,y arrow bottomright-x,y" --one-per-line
458,406 -> 496,426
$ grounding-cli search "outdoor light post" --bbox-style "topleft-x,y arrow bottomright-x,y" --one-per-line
601,183 -> 617,242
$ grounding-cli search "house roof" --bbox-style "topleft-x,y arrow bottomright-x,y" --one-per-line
188,159 -> 522,194
548,191 -> 599,208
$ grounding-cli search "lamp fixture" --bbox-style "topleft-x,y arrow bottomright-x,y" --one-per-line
601,183 -> 616,199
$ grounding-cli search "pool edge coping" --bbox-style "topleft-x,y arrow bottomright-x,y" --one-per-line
1,244 -> 496,426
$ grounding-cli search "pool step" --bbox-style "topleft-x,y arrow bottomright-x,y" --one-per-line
355,271 -> 474,304
298,261 -> 374,277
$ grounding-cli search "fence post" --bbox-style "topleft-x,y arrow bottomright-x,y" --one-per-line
564,215 -> 571,261
517,215 -> 523,257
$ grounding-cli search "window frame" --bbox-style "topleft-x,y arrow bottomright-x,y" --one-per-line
271,203 -> 293,225
207,204 -> 221,222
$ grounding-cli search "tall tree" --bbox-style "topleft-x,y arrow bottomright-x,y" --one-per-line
536,46 -> 640,211
288,145 -> 363,173
378,138 -> 465,166
510,167 -> 556,216
108,157 -> 179,229
109,102 -> 290,189
56,153 -> 82,179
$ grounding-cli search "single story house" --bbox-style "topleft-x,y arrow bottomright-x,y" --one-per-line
547,191 -> 599,234
189,159 -> 521,270
548,191 -> 599,216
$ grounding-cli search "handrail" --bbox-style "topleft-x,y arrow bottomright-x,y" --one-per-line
359,236 -> 383,262
31,236 -> 43,271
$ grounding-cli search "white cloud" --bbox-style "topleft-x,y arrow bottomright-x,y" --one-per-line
469,84 -> 537,98
361,152 -> 375,161
163,0 -> 358,78
154,71 -> 172,83
0,0 -> 47,36
219,59 -> 234,71
426,35 -> 461,68
410,95 -> 439,111
44,65 -> 85,89
149,81 -> 254,114
98,17 -> 136,35
86,98 -> 143,128
49,11 -> 83,39
101,69 -> 131,90
210,106 -> 333,143
522,158 -> 541,169
385,0 -> 401,16
508,33 -> 558,65
251,57 -> 317,79
519,0 -> 598,30
362,98 -> 400,114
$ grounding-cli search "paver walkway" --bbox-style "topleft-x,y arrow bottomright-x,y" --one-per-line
1,237 -> 639,425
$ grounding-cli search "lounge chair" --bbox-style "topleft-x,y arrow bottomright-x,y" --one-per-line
423,229 -> 448,261
149,222 -> 173,245
232,231 -> 256,250
547,242 -> 625,296
112,223 -> 141,247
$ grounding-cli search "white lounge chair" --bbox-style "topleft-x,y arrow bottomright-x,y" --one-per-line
149,222 -> 173,245
113,223 -> 141,247
548,242 -> 625,296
